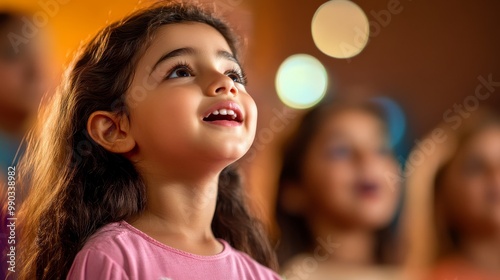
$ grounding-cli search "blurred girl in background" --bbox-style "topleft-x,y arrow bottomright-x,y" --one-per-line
405,108 -> 500,279
276,98 -> 404,279
0,11 -> 48,178
0,10 -> 49,280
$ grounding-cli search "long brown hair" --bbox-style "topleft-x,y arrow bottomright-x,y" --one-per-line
17,2 -> 277,279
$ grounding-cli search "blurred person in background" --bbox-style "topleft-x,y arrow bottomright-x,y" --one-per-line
276,97 -> 404,280
1,10 -> 49,280
404,108 -> 500,280
0,11 -> 47,178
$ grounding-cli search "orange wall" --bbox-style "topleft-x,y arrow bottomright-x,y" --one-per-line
0,0 -> 150,66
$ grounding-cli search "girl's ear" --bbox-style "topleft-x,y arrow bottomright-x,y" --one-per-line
280,181 -> 309,215
87,111 -> 136,154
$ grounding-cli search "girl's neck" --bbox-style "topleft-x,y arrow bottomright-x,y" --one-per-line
459,232 -> 500,273
309,215 -> 376,266
128,170 -> 222,255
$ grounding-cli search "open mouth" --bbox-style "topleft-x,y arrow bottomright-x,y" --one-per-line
203,108 -> 243,123
354,181 -> 380,198
202,101 -> 244,126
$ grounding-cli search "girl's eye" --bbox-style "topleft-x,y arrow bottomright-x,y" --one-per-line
377,146 -> 392,156
0,47 -> 19,62
226,69 -> 247,85
326,146 -> 351,159
462,157 -> 485,176
167,66 -> 192,79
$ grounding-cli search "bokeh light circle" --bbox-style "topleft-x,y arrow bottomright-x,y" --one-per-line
311,0 -> 370,59
275,54 -> 328,109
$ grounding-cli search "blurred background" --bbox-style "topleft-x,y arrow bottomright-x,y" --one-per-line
1,0 -> 499,229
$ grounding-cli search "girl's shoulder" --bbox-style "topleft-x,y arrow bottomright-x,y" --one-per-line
67,221 -> 139,280
69,221 -> 281,279
223,243 -> 282,279
79,221 -> 133,252
428,256 -> 500,280
281,253 -> 403,280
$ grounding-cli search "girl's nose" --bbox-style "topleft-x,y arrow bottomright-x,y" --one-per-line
206,72 -> 238,97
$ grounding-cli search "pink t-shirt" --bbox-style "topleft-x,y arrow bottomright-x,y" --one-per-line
67,221 -> 281,280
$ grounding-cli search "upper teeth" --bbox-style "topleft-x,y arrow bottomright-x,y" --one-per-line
211,109 -> 237,119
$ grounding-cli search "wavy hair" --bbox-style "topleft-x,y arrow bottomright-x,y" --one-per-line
17,2 -> 277,279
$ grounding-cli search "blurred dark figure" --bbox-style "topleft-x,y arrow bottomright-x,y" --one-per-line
1,11 -> 47,280
0,11 -> 46,174
405,108 -> 500,280
276,97 -> 404,279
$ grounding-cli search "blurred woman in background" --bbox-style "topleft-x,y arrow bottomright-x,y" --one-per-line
0,10 -> 50,280
404,108 -> 500,280
0,11 -> 47,173
276,97 -> 404,279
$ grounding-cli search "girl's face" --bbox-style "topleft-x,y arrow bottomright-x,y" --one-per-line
299,109 -> 400,229
126,23 -> 257,174
441,125 -> 500,234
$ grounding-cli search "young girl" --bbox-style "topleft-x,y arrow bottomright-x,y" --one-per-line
405,108 -> 500,279
17,2 -> 280,279
276,98 -> 404,279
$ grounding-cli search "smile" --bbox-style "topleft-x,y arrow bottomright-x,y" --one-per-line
202,101 -> 244,126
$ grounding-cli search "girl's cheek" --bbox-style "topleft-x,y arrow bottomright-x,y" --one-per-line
0,66 -> 20,87
323,164 -> 357,198
444,174 -> 480,221
386,161 -> 401,189
246,96 -> 258,127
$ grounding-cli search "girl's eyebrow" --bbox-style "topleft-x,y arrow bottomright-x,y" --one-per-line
217,50 -> 239,65
150,47 -> 241,75
151,47 -> 195,73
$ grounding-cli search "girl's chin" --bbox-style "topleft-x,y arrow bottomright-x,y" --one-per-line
206,143 -> 251,160
214,153 -> 246,165
352,211 -> 394,228
198,152 -> 247,170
